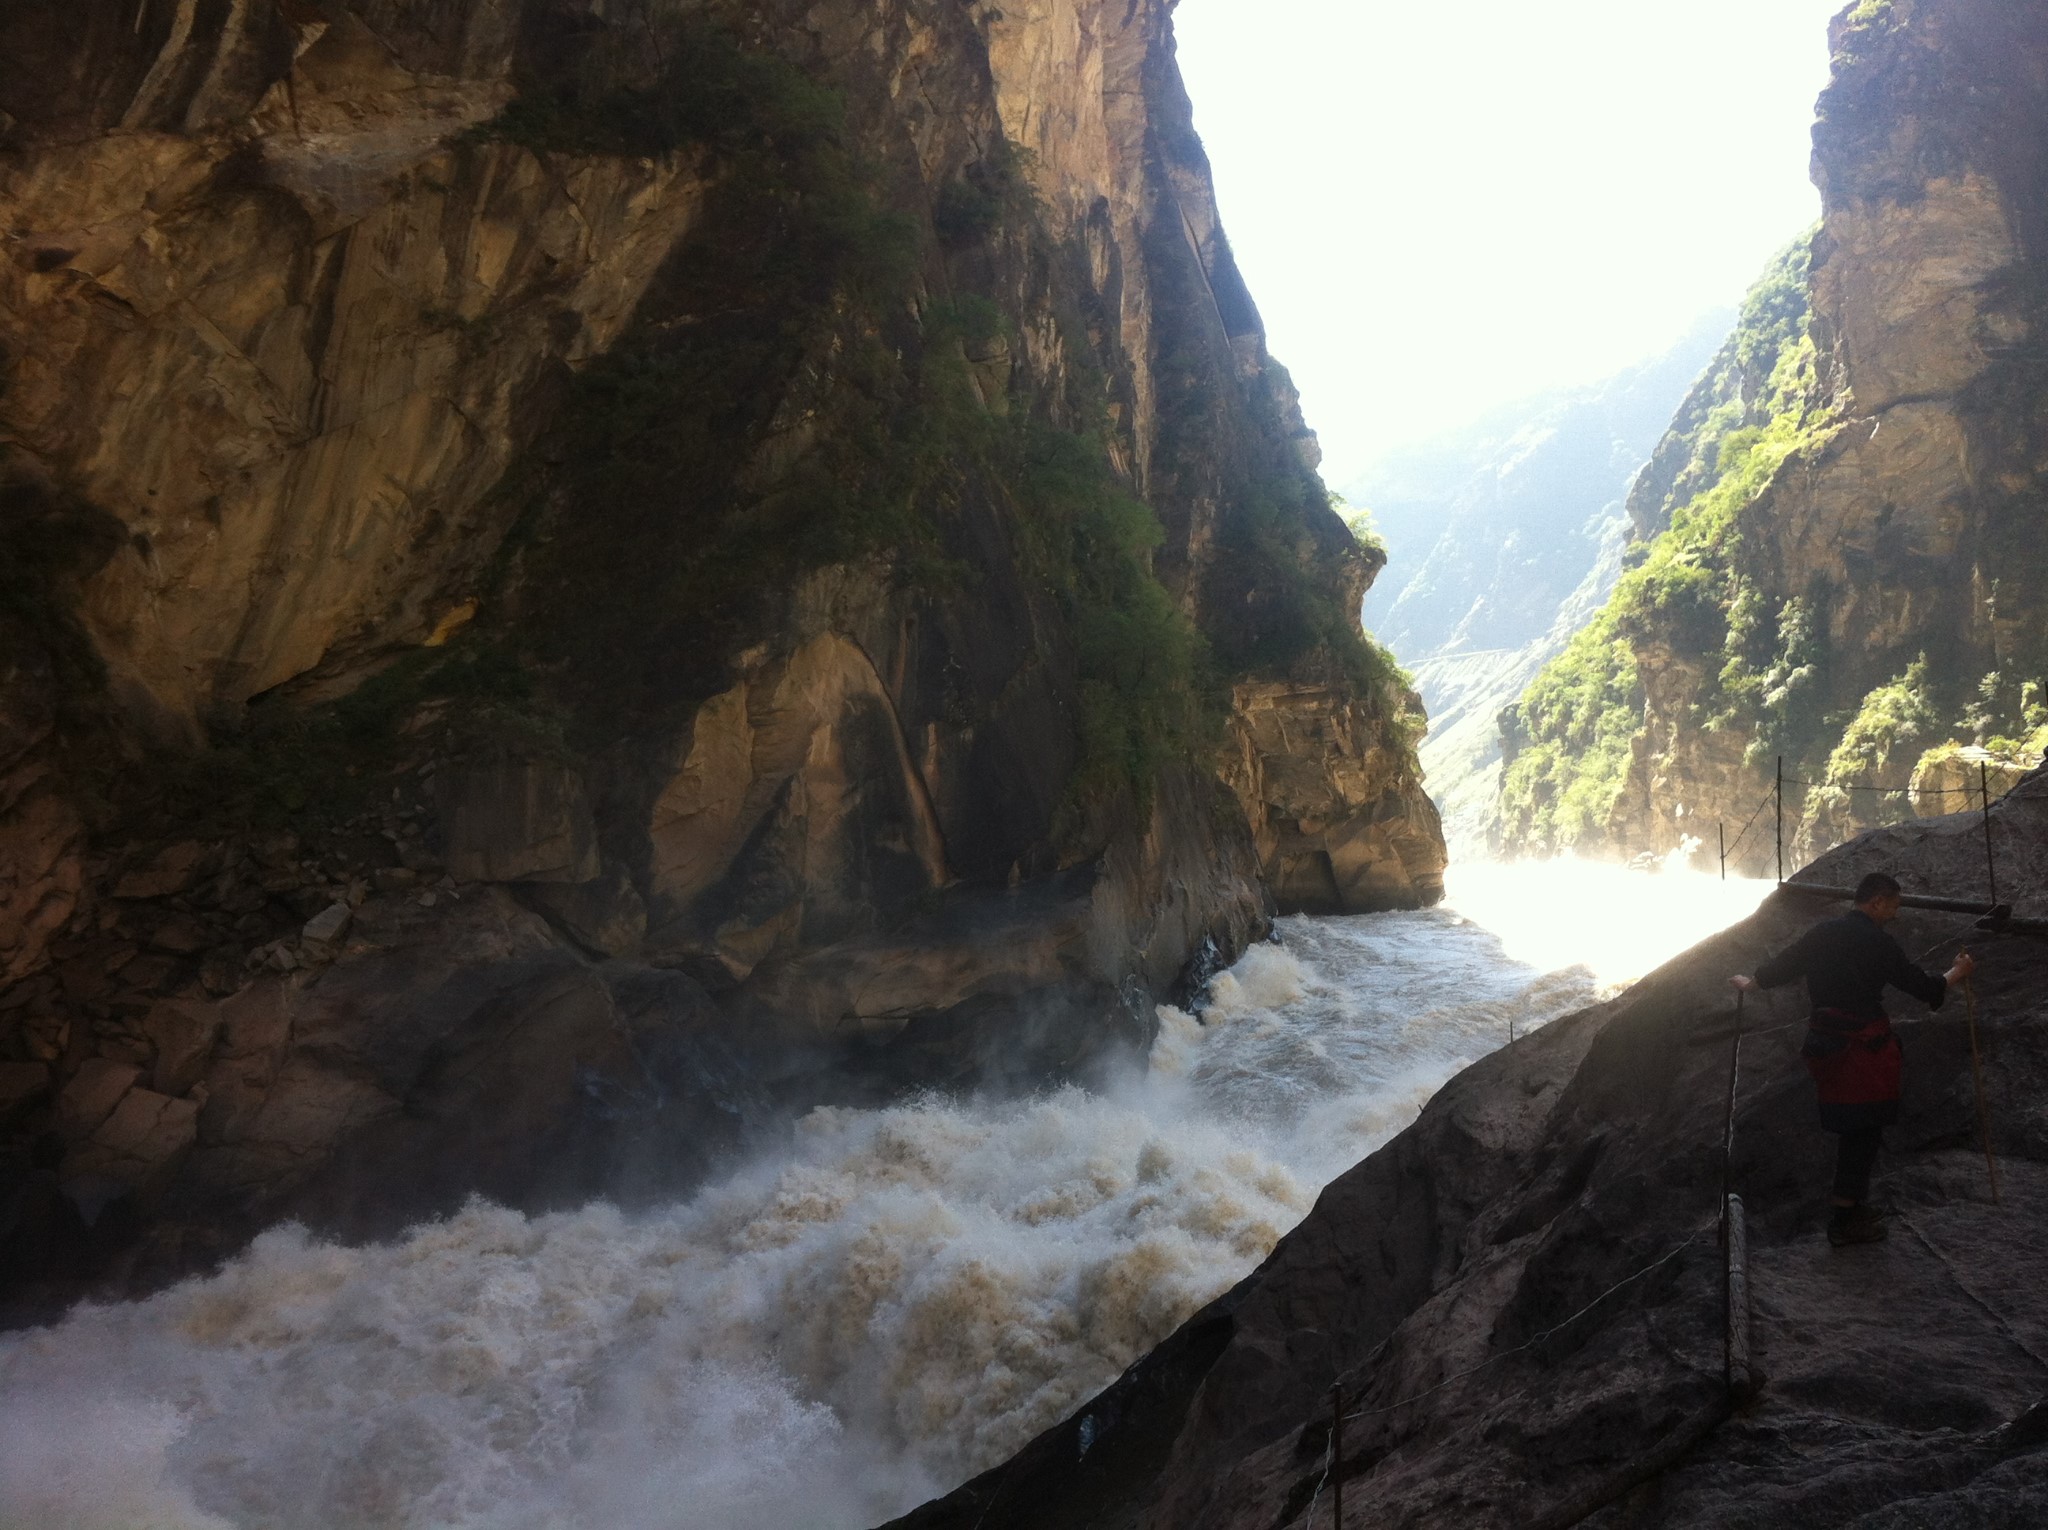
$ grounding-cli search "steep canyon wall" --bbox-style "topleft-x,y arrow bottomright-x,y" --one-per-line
1500,0 -> 2048,871
0,0 -> 1442,1295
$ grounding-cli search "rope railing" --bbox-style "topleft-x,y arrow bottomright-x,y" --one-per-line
1707,755 -> 2034,907
1330,1229 -> 1709,1429
1290,757 -> 2042,1527
1289,1221 -> 1716,1525
1785,777 -> 2022,799
1718,786 -> 1776,874
1295,987 -> 1761,1527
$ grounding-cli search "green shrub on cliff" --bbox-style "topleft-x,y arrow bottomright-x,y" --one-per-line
1606,331 -> 1834,716
1632,239 -> 1815,533
520,171 -> 1202,820
477,18 -> 841,162
158,641 -> 559,833
1838,0 -> 1899,44
480,13 -> 1351,842
1825,658 -> 1941,784
1209,474 -> 1392,694
1732,241 -> 1815,381
933,143 -> 1039,247
1725,592 -> 1830,767
1332,494 -> 1387,559
492,13 -> 945,727
1800,658 -> 1942,834
997,420 -> 1214,816
1497,612 -> 1641,854
1070,507 -> 1210,808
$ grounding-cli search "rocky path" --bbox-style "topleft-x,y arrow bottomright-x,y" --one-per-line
1640,1156 -> 2048,1528
882,774 -> 2048,1529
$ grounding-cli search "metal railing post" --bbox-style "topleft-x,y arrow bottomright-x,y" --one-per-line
1329,1384 -> 1344,1528
1981,760 -> 1998,907
1775,757 -> 1784,885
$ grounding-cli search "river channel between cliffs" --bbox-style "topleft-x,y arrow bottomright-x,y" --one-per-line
0,863 -> 1770,1529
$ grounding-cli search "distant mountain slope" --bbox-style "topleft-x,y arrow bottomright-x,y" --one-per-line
1346,317 -> 1731,853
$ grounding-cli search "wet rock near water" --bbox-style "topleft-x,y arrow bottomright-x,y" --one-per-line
885,771 -> 2048,1528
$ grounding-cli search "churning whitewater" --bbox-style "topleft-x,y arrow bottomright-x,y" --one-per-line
0,863 -> 1768,1530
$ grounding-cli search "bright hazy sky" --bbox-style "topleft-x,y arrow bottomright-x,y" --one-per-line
1174,0 -> 1849,486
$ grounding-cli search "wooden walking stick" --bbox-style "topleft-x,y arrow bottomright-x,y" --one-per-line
1962,966 -> 2002,1206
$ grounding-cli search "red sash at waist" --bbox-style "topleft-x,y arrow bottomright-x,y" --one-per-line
1803,1007 -> 1901,1106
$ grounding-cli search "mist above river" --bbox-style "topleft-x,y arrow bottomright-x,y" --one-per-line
0,861 -> 1768,1530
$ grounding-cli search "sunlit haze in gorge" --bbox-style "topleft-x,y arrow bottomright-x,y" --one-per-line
1175,0 -> 1848,484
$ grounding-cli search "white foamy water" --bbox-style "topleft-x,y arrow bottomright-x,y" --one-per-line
0,861 -> 1767,1530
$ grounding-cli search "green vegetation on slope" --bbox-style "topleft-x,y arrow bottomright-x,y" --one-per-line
1799,658 -> 1942,838
1499,222 -> 2046,861
1836,0 -> 1901,59
1629,239 -> 1816,534
1499,237 -> 1837,854
1000,422 -> 1215,818
1496,614 -> 1640,852
475,15 -> 847,161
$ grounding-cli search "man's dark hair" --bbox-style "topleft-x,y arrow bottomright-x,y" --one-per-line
1854,871 -> 1903,905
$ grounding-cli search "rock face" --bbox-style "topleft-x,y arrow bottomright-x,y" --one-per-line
0,0 -> 1442,1301
1223,676 -> 1444,912
884,768 -> 2048,1530
1500,0 -> 2048,868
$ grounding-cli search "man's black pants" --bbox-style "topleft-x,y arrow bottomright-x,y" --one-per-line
1833,1126 -> 1884,1204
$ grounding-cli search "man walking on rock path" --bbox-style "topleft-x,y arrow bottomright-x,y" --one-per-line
1731,872 -> 1975,1246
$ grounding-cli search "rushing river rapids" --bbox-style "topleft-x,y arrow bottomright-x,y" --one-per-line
0,862 -> 1769,1529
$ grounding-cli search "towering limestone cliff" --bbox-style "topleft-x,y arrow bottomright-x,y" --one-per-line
1499,0 -> 2048,870
0,0 -> 1441,1288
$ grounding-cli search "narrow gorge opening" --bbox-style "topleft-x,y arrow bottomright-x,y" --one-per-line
5,2 -> 2044,1527
1178,0 -> 1850,865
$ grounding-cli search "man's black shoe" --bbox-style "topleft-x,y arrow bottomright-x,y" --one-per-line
1828,1204 -> 1887,1247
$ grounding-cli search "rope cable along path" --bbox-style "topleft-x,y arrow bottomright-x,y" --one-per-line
1295,987 -> 1775,1527
1288,1225 -> 1720,1529
1289,1231 -> 1705,1527
1784,775 -> 2024,803
1723,786 -> 1776,864
1294,1400 -> 1343,1530
1894,1211 -> 2047,1370
1332,1226 -> 1714,1430
1298,1405 -> 1337,1529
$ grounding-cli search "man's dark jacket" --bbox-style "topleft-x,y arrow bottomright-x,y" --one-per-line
1754,908 -> 1948,1131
